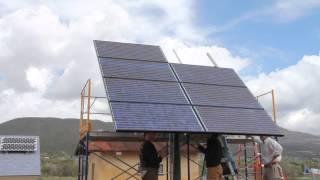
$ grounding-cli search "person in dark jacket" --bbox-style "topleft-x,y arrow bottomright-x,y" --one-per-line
139,133 -> 162,180
198,134 -> 223,180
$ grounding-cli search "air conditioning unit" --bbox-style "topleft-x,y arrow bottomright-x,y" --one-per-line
0,136 -> 37,152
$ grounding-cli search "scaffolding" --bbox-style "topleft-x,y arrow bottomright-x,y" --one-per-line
76,79 -> 284,180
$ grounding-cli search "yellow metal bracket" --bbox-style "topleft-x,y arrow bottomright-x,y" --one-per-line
80,79 -> 92,138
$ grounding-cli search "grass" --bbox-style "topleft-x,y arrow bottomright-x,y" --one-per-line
40,177 -> 75,180
290,176 -> 320,180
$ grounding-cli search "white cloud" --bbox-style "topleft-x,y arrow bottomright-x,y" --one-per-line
160,38 -> 250,71
0,87 -> 112,122
0,89 -> 78,119
0,0 -> 254,124
1,0 -> 318,136
246,55 -> 320,134
26,67 -> 54,92
0,0 -> 208,122
271,0 -> 320,22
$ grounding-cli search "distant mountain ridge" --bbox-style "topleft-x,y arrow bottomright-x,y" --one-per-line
0,117 -> 319,158
279,127 -> 320,158
0,117 -> 114,154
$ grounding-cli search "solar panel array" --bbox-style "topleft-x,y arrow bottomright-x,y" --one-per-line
0,136 -> 37,152
95,40 -> 282,136
95,40 -> 203,132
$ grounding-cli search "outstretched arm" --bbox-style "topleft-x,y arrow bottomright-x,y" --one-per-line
198,144 -> 207,153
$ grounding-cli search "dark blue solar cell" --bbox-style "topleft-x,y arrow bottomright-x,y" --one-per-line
182,83 -> 262,109
94,40 -> 167,62
99,58 -> 176,81
94,41 -> 283,135
105,78 -> 189,104
171,63 -> 245,87
195,106 -> 282,135
110,102 -> 203,132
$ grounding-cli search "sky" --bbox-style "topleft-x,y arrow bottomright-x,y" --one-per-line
0,0 -> 319,135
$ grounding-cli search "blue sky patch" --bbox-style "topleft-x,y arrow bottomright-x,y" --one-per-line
195,0 -> 320,75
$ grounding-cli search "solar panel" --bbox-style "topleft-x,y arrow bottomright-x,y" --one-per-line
94,40 -> 167,62
99,58 -> 176,81
110,102 -> 203,132
95,41 -> 282,136
171,63 -> 246,87
0,136 -> 37,152
195,106 -> 282,135
182,83 -> 262,109
96,41 -> 204,132
105,78 -> 189,104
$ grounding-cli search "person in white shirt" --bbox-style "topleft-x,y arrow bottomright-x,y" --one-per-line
259,136 -> 284,180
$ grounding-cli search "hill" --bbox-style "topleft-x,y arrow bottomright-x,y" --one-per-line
279,127 -> 320,158
0,117 -> 319,158
0,117 -> 114,154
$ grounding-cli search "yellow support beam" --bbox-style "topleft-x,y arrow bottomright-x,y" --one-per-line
86,79 -> 91,132
256,89 -> 277,125
79,79 -> 92,138
271,89 -> 277,124
80,91 -> 84,133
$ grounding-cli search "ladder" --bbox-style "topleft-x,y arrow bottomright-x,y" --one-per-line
219,135 -> 238,180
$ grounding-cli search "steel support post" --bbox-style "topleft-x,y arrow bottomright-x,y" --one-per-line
254,143 -> 257,180
187,134 -> 190,180
170,133 -> 181,180
173,133 -> 181,180
81,140 -> 84,180
85,133 -> 89,180
81,141 -> 85,180
244,142 -> 248,180
259,145 -> 263,179
78,142 -> 81,180
166,141 -> 169,180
